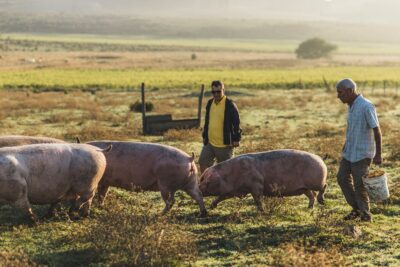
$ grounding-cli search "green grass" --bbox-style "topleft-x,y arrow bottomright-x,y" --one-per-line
1,66 -> 400,91
4,33 -> 400,54
0,88 -> 399,266
3,33 -> 298,52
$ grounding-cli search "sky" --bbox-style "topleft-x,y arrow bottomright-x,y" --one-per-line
1,0 -> 400,25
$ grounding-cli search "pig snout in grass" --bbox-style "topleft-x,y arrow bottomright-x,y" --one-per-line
199,149 -> 327,212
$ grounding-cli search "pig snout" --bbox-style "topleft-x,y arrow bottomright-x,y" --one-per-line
199,181 -> 210,197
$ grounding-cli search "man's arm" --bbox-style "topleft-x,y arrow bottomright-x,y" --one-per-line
230,101 -> 241,147
373,127 -> 382,165
202,99 -> 213,145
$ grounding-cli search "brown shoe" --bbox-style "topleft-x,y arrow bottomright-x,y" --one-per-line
343,210 -> 360,220
360,213 -> 372,222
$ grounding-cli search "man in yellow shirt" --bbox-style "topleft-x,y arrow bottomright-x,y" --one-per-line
199,80 -> 242,173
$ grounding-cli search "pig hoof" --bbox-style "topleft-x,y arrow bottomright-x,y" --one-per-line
68,213 -> 80,221
79,210 -> 90,218
28,221 -> 38,227
199,211 -> 208,218
28,216 -> 39,226
44,211 -> 57,219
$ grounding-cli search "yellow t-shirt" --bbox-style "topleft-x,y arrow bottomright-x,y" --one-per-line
208,96 -> 227,147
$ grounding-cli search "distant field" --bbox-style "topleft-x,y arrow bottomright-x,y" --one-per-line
3,34 -> 400,55
2,34 -> 296,52
1,66 -> 400,91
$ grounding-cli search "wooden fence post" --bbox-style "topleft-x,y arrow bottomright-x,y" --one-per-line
197,84 -> 205,128
298,78 -> 304,89
371,81 -> 375,95
383,80 -> 387,95
141,82 -> 146,134
322,76 -> 331,92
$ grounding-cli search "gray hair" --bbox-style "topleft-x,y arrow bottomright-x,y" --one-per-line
336,78 -> 357,93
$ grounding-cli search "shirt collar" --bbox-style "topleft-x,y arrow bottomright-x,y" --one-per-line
214,95 -> 226,105
349,94 -> 363,111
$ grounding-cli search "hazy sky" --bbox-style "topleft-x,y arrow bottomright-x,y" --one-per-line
1,0 -> 400,25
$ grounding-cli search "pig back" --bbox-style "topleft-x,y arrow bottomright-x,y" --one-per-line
87,141 -> 193,191
0,135 -> 65,148
249,150 -> 327,195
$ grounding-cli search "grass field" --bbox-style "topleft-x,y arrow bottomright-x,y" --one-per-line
2,34 -> 400,91
1,67 -> 400,91
1,34 -> 400,266
0,87 -> 399,266
3,34 -> 400,55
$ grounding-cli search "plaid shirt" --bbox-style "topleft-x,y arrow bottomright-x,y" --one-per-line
343,95 -> 379,163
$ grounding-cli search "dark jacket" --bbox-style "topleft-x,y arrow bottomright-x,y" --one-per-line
202,97 -> 242,146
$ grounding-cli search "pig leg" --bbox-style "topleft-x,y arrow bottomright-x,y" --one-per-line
13,197 -> 38,223
317,184 -> 327,205
304,190 -> 316,208
185,187 -> 207,217
250,192 -> 264,212
97,184 -> 109,205
45,202 -> 61,218
210,196 -> 229,209
160,190 -> 176,215
69,191 -> 95,218
8,180 -> 38,223
249,172 -> 265,212
79,201 -> 92,217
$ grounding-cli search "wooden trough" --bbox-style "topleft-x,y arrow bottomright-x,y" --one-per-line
141,83 -> 205,135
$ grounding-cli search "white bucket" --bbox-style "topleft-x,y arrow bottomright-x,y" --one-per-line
362,173 -> 390,202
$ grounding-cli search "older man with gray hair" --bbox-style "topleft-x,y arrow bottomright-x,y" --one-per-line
336,78 -> 382,222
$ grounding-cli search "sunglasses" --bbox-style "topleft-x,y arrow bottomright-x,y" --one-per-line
211,90 -> 222,94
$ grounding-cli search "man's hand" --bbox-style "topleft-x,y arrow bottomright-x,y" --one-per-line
373,154 -> 382,165
233,141 -> 240,147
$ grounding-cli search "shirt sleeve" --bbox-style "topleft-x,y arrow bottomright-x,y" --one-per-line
364,104 -> 379,129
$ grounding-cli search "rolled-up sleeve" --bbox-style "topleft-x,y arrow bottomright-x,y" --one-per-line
364,104 -> 379,129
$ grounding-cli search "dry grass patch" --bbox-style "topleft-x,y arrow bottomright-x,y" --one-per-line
0,250 -> 37,267
385,131 -> 400,161
238,94 -> 298,110
85,194 -> 198,266
271,243 -> 347,267
163,128 -> 201,142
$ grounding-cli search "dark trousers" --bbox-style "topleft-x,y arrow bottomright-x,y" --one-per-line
337,158 -> 372,214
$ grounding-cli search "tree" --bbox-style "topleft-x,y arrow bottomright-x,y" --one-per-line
295,37 -> 337,59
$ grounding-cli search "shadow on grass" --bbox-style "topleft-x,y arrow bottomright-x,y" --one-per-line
0,204 -> 50,226
370,204 -> 400,217
34,248 -> 100,266
194,222 -> 319,258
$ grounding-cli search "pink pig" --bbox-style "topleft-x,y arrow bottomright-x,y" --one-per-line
88,141 -> 207,217
200,149 -> 327,211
